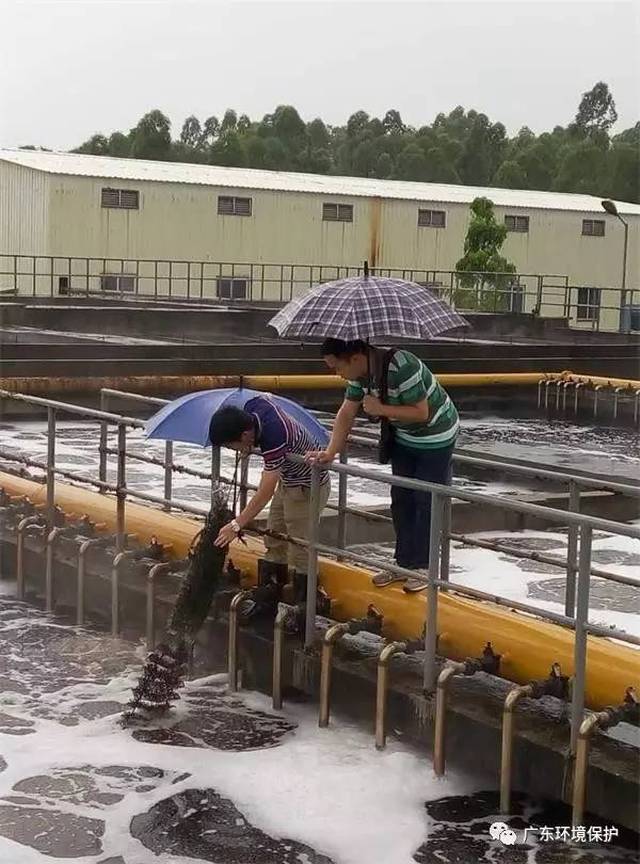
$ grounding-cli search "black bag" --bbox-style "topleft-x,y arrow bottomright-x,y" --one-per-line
377,348 -> 396,464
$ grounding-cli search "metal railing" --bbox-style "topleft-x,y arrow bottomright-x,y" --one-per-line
2,252 -> 637,332
0,386 -> 639,759
98,387 -> 640,609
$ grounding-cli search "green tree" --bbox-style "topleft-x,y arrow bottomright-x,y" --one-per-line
180,115 -> 202,149
456,197 -> 516,311
108,132 -> 131,157
493,160 -> 527,189
346,110 -> 370,138
220,109 -> 238,134
131,110 -> 171,160
66,89 -> 639,201
245,135 -> 267,168
211,131 -> 246,167
394,143 -> 429,181
383,109 -> 404,134
575,81 -> 618,132
375,152 -> 393,178
273,105 -> 306,153
607,144 -> 640,203
352,139 -> 377,177
554,140 -> 607,195
263,136 -> 289,170
201,116 -> 220,147
307,118 -> 330,149
73,134 -> 109,155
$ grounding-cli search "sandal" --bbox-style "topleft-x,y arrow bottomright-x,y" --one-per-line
403,573 -> 429,593
371,570 -> 407,588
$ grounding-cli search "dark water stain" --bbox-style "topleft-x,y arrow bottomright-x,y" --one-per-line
528,578 -> 638,613
131,684 -> 297,751
0,764 -> 188,858
130,787 -> 334,864
491,536 -> 565,552
415,791 -> 638,864
0,804 -> 105,857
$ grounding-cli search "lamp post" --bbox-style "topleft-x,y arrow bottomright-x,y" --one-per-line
601,199 -> 629,327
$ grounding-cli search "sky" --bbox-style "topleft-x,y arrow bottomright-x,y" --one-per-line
1,0 -> 638,152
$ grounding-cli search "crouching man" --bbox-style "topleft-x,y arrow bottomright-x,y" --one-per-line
210,394 -> 331,620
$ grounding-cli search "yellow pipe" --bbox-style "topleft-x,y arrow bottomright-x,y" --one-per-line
1,471 -> 637,711
0,372 -> 550,397
1,371 -> 638,398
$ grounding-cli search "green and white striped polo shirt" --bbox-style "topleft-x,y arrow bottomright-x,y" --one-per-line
345,349 -> 459,450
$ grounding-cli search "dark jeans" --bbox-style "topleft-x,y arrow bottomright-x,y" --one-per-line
390,441 -> 454,570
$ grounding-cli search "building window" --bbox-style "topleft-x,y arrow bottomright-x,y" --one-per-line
101,188 -> 139,209
218,196 -> 252,216
505,214 -> 529,233
216,278 -> 248,300
322,202 -> 353,222
100,274 -> 136,293
418,209 -> 446,228
582,219 -> 605,237
576,287 -> 601,321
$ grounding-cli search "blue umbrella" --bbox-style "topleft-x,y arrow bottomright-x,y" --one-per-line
145,388 -> 330,447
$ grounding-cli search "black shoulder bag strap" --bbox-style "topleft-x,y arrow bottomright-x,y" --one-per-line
378,348 -> 396,464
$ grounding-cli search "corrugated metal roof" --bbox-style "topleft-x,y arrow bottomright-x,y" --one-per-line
1,148 -> 639,215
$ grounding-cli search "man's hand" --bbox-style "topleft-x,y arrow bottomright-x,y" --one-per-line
214,522 -> 239,548
305,449 -> 336,465
362,394 -> 385,417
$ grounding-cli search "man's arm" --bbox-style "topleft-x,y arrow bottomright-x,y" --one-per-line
308,398 -> 360,463
214,469 -> 280,547
236,469 -> 280,529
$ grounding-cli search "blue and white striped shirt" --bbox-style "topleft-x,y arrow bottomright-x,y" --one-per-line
246,396 -> 329,488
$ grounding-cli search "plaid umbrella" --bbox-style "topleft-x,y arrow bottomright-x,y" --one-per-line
268,274 -> 467,341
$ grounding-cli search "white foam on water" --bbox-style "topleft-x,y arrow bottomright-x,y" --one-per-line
0,622 -> 478,864
449,529 -> 640,641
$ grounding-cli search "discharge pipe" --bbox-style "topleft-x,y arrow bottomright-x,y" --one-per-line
319,606 -> 384,728
272,602 -> 291,711
375,641 -> 409,750
16,514 -> 45,599
572,688 -> 639,827
434,643 -> 502,776
500,663 -> 570,813
228,590 -> 252,693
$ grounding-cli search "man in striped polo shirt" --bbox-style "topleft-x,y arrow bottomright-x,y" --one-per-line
312,339 -> 458,591
211,394 -> 331,617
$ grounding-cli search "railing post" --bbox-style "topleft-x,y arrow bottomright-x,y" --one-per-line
536,276 -> 543,315
305,465 -> 322,647
116,424 -> 127,552
423,492 -> 444,692
46,407 -> 56,527
99,391 -> 108,493
210,446 -> 221,505
239,453 -> 249,511
440,496 -> 452,584
336,449 -> 348,555
163,441 -> 173,511
570,524 -> 592,752
565,481 -> 580,617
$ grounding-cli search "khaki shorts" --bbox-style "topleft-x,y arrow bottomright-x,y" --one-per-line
264,480 -> 331,572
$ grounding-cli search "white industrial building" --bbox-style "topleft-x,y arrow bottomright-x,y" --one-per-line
0,148 -> 638,330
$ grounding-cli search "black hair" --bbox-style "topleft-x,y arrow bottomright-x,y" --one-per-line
208,406 -> 255,447
320,338 -> 368,359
